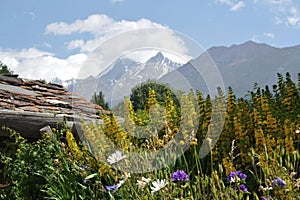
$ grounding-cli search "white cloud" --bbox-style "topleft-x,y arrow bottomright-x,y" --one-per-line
251,32 -> 275,43
217,0 -> 299,26
44,14 -> 194,79
288,16 -> 299,25
45,14 -> 164,37
67,40 -> 85,50
230,1 -> 245,11
1,14 -> 194,81
216,0 -> 246,11
78,28 -> 193,79
287,6 -> 300,26
0,48 -> 86,81
45,14 -> 114,35
263,32 -> 275,38
65,17 -> 167,53
262,0 -> 300,27
251,34 -> 260,42
46,14 -> 172,55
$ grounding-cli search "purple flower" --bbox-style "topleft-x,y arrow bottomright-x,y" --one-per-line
239,184 -> 248,192
227,172 -> 236,183
105,184 -> 117,191
237,172 -> 247,180
272,177 -> 286,188
227,171 -> 247,183
83,178 -> 87,183
82,164 -> 87,169
171,170 -> 189,182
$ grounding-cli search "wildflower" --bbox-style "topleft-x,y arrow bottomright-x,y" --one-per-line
259,185 -> 273,192
295,129 -> 300,134
272,177 -> 286,188
136,177 -> 151,189
105,184 -> 118,191
171,170 -> 189,183
123,172 -> 131,179
81,164 -> 87,169
150,179 -> 168,194
239,184 -> 248,192
227,170 -> 247,183
107,150 -> 127,164
116,173 -> 131,189
83,178 -> 87,183
191,138 -> 197,146
116,179 -> 126,189
290,172 -> 297,177
53,159 -> 59,165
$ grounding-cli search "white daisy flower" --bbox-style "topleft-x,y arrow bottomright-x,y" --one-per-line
115,173 -> 131,189
150,179 -> 168,194
136,177 -> 151,189
107,150 -> 127,164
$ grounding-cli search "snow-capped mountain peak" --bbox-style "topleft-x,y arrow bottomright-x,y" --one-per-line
146,52 -> 165,63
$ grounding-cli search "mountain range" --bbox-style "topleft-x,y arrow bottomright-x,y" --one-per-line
52,41 -> 300,106
65,52 -> 182,106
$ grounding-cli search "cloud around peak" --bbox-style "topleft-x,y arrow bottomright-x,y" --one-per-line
1,14 -> 193,81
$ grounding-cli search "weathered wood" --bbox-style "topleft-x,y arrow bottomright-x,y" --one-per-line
0,109 -> 68,138
0,74 -> 110,139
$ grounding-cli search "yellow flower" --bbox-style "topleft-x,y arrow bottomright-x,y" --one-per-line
191,138 -> 198,146
17,149 -> 21,153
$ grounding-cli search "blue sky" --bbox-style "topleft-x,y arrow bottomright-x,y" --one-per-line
0,0 -> 299,81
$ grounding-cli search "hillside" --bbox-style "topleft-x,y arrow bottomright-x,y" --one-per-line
162,41 -> 300,97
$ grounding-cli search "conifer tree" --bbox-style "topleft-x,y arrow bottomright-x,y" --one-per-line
91,91 -> 109,110
0,62 -> 13,75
